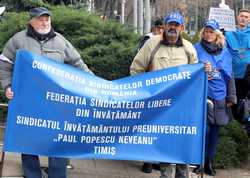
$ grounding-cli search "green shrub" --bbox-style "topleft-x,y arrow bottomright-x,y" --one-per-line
215,136 -> 239,168
51,6 -> 139,80
182,32 -> 192,42
215,119 -> 249,168
182,31 -> 200,44
0,6 -> 139,80
0,12 -> 28,51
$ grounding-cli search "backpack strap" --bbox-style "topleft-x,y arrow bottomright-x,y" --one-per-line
183,43 -> 192,64
147,42 -> 162,71
183,38 -> 197,64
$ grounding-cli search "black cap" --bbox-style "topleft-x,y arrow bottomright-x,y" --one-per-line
29,7 -> 51,18
154,19 -> 163,27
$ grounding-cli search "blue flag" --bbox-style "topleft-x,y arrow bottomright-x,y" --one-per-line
4,50 -> 207,164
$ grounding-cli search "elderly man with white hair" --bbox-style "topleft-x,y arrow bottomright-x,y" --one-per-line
0,7 -> 92,178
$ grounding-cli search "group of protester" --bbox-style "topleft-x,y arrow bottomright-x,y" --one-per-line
0,5 -> 249,178
133,8 -> 250,178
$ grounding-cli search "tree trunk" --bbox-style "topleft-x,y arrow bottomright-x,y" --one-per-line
144,0 -> 151,33
133,0 -> 138,33
138,0 -> 143,35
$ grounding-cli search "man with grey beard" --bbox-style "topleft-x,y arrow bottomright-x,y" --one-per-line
130,11 -> 199,178
0,7 -> 92,178
130,11 -> 197,75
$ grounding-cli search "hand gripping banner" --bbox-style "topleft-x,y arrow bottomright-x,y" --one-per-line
4,50 -> 207,164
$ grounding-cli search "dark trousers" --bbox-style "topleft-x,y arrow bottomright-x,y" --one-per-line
205,124 -> 220,159
22,154 -> 67,178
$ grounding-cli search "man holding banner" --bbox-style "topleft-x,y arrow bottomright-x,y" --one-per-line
0,7 -> 92,178
130,10 -> 211,178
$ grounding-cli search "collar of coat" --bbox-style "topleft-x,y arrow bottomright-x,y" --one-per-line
27,24 -> 56,41
161,34 -> 183,47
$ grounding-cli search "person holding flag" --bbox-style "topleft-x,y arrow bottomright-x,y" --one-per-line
194,19 -> 236,176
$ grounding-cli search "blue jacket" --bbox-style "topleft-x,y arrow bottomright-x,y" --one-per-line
194,42 -> 232,100
225,26 -> 250,79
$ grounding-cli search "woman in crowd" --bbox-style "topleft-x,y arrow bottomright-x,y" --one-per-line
193,19 -> 236,176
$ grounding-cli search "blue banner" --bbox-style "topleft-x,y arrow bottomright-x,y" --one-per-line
4,50 -> 207,164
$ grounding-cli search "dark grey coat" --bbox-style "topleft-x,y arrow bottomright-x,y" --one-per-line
0,29 -> 92,90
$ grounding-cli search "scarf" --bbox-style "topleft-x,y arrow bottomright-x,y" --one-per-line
201,39 -> 223,55
27,24 -> 56,41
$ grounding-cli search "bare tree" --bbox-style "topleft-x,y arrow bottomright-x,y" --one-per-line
145,0 -> 151,33
138,0 -> 144,35
133,0 -> 137,33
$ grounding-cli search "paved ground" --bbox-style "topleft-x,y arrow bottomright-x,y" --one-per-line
0,153 -> 249,178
